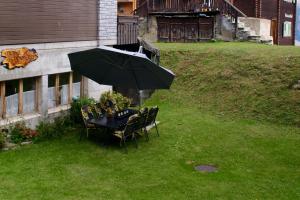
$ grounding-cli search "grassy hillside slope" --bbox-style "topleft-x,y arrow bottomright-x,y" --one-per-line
154,42 -> 300,125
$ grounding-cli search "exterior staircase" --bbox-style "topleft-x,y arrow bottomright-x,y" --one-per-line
223,16 -> 273,45
220,1 -> 273,45
236,19 -> 273,45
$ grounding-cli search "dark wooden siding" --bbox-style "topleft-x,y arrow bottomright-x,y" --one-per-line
233,0 -> 296,45
0,0 -> 98,45
117,16 -> 138,45
233,0 -> 256,17
157,17 -> 214,42
278,0 -> 296,45
260,0 -> 295,45
261,0 -> 278,19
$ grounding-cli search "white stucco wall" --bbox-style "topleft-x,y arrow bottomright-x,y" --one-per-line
0,41 -> 98,81
87,79 -> 112,101
239,17 -> 271,37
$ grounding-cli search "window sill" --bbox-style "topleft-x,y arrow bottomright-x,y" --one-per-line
48,104 -> 71,114
0,113 -> 41,126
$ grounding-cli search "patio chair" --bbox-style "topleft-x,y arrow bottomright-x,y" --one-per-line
114,114 -> 140,152
81,105 -> 97,140
137,107 -> 149,140
144,106 -> 159,137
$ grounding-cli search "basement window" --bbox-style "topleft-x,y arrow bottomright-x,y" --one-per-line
73,72 -> 82,98
23,78 -> 38,114
60,73 -> 70,105
48,72 -> 82,109
0,77 -> 39,119
283,21 -> 292,37
5,80 -> 19,117
48,74 -> 57,109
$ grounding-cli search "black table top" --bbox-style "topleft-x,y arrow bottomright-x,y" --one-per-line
88,109 -> 137,130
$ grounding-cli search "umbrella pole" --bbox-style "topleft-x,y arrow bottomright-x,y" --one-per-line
139,90 -> 142,109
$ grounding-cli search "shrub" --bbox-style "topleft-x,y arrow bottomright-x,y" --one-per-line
0,131 -> 5,149
36,115 -> 72,141
9,122 -> 38,144
100,91 -> 132,113
70,96 -> 96,125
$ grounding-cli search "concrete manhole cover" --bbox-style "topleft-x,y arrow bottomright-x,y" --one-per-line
194,165 -> 218,172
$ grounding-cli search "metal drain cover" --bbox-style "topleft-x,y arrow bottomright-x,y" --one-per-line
194,165 -> 218,172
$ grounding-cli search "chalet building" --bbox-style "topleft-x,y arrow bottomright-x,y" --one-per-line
233,0 -> 297,45
0,0 -> 118,127
135,0 -> 297,45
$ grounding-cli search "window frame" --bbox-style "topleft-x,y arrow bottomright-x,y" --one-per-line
283,21 -> 292,37
0,77 -> 40,119
48,72 -> 83,110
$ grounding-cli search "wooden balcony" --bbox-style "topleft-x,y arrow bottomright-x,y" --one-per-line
147,0 -> 222,14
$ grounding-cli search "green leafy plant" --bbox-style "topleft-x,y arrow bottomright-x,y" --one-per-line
100,91 -> 132,114
36,115 -> 72,141
70,96 -> 96,124
0,131 -> 5,149
35,121 -> 54,141
9,122 -> 38,144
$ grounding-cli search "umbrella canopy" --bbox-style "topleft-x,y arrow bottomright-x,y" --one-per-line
68,46 -> 175,90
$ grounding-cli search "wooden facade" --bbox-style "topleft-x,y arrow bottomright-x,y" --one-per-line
147,0 -> 222,13
233,0 -> 296,45
117,16 -> 139,44
136,0 -> 223,16
232,0 -> 256,17
157,17 -> 214,42
0,0 -> 98,45
136,0 -> 245,42
136,0 -> 296,45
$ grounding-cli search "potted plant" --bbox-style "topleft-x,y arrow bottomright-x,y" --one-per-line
99,91 -> 132,117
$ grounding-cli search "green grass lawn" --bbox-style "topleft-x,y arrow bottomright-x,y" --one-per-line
1,42 -> 300,199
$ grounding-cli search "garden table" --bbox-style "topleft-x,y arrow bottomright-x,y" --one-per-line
88,109 -> 137,131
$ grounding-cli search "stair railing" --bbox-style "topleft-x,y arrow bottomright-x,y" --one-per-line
217,0 -> 247,38
133,0 -> 149,17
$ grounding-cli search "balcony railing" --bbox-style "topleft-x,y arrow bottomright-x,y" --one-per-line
134,0 -> 247,39
148,0 -> 221,13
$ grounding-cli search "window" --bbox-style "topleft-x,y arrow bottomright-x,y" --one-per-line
48,74 -> 57,109
283,21 -> 292,37
73,72 -> 82,98
48,72 -> 82,109
0,77 -> 39,119
59,73 -> 70,105
5,80 -> 19,117
23,78 -> 37,114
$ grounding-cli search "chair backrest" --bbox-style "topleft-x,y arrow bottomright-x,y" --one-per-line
145,106 -> 159,127
81,105 -> 95,126
123,114 -> 140,137
138,107 -> 148,129
92,103 -> 103,118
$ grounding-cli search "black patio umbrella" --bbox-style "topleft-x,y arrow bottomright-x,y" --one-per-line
68,46 -> 175,90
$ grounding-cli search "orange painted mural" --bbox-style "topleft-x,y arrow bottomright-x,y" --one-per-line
1,47 -> 38,70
